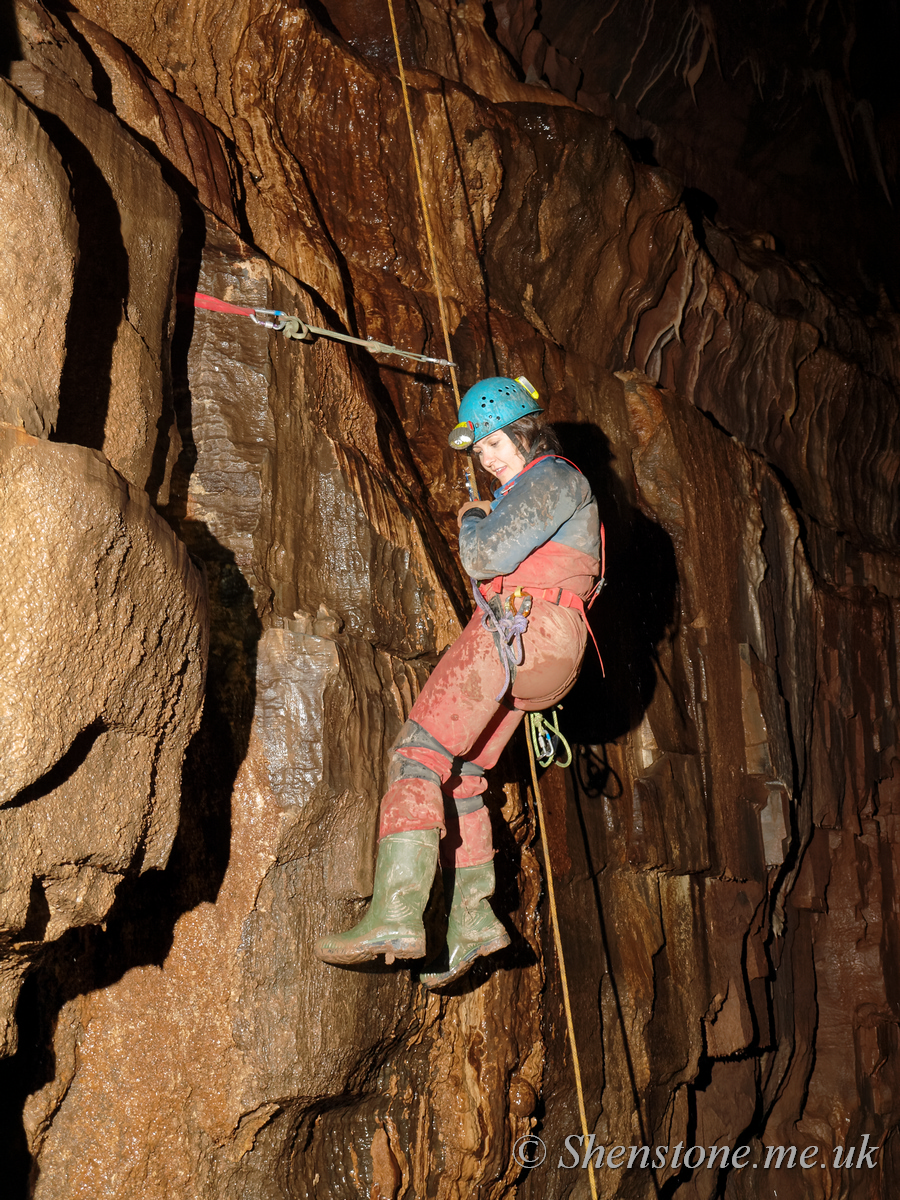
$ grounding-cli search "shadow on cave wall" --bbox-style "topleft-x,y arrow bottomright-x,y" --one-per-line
554,419 -> 678,750
0,204 -> 262,1196
515,419 -> 678,1179
438,420 -> 679,1000
44,102 -> 128,454
0,0 -> 22,75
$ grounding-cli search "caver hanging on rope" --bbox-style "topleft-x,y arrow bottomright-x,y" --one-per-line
308,6 -> 609,1192
314,378 -> 605,987
310,0 -> 607,999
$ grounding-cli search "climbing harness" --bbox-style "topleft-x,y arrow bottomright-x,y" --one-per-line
385,7 -> 599,1193
495,452 -> 585,497
472,584 -> 533,701
529,707 -> 573,769
478,496 -> 607,677
184,292 -> 455,367
465,453 -> 606,695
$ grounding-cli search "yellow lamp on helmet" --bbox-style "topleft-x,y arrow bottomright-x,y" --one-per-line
449,420 -> 476,449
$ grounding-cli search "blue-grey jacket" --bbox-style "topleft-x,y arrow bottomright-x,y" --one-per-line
459,457 -> 600,581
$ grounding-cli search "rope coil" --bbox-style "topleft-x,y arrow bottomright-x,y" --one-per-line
529,707 -> 573,769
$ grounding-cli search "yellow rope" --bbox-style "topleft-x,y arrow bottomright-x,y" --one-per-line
385,7 -> 595,1182
385,0 -> 479,498
529,707 -> 573,769
526,732 -> 599,1200
385,0 -> 458,403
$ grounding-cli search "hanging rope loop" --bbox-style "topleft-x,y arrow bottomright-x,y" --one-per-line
529,707 -> 573,769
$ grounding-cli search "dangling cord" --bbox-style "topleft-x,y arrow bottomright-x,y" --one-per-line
526,730 -> 599,1200
385,0 -> 479,500
387,0 -> 519,703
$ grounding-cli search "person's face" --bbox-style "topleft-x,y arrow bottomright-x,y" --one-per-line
473,428 -> 527,486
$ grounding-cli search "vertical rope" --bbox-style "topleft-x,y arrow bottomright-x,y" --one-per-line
385,0 -> 458,403
385,0 -> 479,498
527,730 -> 599,1200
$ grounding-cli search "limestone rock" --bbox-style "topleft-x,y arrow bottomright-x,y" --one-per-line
0,78 -> 76,437
10,34 -> 181,500
1,2 -> 899,1198
0,424 -> 207,1057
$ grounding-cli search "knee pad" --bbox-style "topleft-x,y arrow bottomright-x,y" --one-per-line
389,720 -> 487,791
444,795 -> 485,818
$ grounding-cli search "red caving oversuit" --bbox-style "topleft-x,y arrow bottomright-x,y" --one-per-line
380,456 -> 602,869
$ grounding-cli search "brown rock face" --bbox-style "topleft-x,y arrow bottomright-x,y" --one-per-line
0,425 -> 207,1057
1,1 -> 899,1198
0,77 -> 75,437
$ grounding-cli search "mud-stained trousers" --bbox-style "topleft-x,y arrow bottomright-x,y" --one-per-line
379,589 -> 588,870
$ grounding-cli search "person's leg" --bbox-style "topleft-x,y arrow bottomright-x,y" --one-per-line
315,602 -> 584,968
315,615 -> 501,966
418,797 -> 510,989
313,826 -> 440,964
409,604 -> 588,985
378,612 -> 519,836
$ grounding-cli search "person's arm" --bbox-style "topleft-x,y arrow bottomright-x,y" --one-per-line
457,501 -> 492,526
458,459 -> 584,579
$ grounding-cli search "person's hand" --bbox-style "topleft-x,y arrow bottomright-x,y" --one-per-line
457,500 -> 492,528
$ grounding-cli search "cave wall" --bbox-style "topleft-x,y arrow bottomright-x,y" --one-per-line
484,0 -> 900,307
1,1 -> 898,1197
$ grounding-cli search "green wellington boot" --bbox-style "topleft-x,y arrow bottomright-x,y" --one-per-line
418,861 -> 510,989
315,829 -> 440,965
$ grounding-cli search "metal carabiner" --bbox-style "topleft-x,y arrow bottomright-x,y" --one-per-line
505,586 -> 533,618
250,312 -> 285,331
250,311 -> 315,340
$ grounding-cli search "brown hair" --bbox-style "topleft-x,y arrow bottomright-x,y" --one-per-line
505,413 -> 563,463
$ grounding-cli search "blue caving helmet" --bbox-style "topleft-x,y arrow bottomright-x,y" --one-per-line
449,376 -> 542,449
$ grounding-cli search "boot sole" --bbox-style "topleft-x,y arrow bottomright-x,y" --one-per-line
419,930 -> 511,989
314,934 -> 426,966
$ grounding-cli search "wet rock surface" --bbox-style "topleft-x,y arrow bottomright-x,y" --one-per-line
1,1 -> 899,1197
0,425 -> 207,1058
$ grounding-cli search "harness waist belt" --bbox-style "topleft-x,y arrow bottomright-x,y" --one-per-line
481,581 -> 604,675
529,586 -> 582,609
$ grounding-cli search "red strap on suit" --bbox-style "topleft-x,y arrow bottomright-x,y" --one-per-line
481,576 -> 605,676
524,585 -> 604,676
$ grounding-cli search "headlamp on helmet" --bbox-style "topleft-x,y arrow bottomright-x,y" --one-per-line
449,420 -> 476,450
